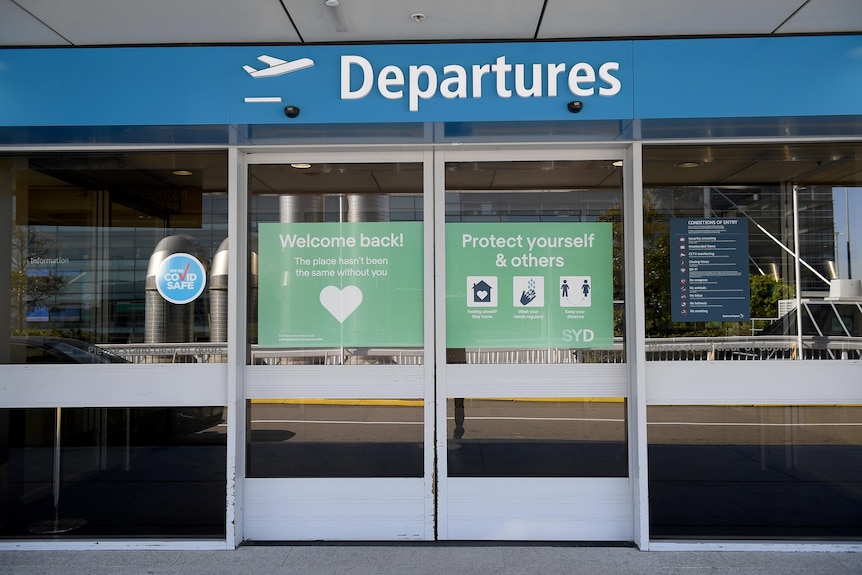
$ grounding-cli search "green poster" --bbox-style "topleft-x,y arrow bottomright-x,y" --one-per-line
446,222 -> 613,349
258,222 -> 423,348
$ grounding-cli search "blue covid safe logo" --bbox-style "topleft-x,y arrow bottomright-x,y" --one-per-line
156,253 -> 207,305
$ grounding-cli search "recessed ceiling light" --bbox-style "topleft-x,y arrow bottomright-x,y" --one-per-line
325,0 -> 339,7
674,161 -> 702,168
172,170 -> 193,176
290,163 -> 312,169
411,13 -> 426,22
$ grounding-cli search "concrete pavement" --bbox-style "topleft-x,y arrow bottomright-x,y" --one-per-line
2,544 -> 862,575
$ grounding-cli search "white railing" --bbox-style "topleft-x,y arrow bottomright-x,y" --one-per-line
97,336 -> 862,364
98,342 -> 228,364
643,336 -> 862,361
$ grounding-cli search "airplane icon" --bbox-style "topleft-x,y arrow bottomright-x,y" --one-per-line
243,55 -> 315,78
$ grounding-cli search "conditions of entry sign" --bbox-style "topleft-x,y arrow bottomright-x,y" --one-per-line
670,218 -> 751,322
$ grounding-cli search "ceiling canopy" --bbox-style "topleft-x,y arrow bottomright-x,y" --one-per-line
1,0 -> 859,47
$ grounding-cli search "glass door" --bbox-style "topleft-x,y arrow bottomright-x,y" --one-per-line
240,148 -> 635,542
242,151 -> 435,540
435,150 -> 633,540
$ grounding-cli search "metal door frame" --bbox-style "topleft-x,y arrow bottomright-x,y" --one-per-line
433,145 -> 644,542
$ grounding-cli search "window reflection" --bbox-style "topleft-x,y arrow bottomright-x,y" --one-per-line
1,151 -> 228,364
246,400 -> 424,478
447,398 -> 627,477
445,160 -> 625,364
0,407 -> 226,538
648,405 -> 862,539
642,144 -> 862,360
247,162 -> 424,365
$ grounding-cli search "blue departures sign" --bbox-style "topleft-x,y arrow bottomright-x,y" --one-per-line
1,36 -> 859,128
670,218 -> 750,322
229,42 -> 633,124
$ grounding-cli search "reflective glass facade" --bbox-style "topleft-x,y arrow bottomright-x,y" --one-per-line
1,142 -> 860,546
648,405 -> 862,539
1,37 -> 860,550
0,407 -> 226,538
2,151 -> 228,361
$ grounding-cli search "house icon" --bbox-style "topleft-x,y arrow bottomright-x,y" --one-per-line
472,280 -> 492,303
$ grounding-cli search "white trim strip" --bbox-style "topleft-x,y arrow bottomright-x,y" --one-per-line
649,421 -> 862,427
0,540 -> 230,551
649,541 -> 862,553
252,419 -> 421,425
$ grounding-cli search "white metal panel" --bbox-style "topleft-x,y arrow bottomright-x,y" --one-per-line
0,364 -> 227,407
1,0 -> 851,47
624,143 -> 651,549
0,1 -> 68,45
0,540 -> 231,551
446,364 -> 628,398
649,541 -> 862,552
420,148 -> 438,541
244,478 -> 427,541
646,361 -> 862,405
446,478 -> 633,540
15,0 -> 302,45
227,146 -> 248,547
539,0 -> 806,38
776,0 -> 862,33
282,0 -> 544,43
245,365 -> 424,399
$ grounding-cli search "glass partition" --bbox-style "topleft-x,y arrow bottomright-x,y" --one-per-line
648,405 -> 862,539
247,162 -> 424,365
642,143 -> 862,360
0,406 -> 226,538
1,151 -> 228,364
447,398 -> 627,477
247,399 -> 423,478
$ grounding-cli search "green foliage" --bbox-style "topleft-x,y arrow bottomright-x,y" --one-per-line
600,193 -> 798,338
11,226 -> 69,330
749,274 -> 795,319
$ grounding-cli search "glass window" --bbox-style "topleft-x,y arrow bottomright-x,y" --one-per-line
1,151 -> 229,364
642,144 -> 862,360
447,398 -> 627,477
648,405 -> 862,539
445,160 -> 625,364
0,406 -> 226,538
246,400 -> 423,478
247,162 -> 424,365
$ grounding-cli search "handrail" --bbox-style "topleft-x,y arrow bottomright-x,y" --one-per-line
96,336 -> 862,364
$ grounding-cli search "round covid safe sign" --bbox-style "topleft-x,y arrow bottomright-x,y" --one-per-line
156,253 -> 207,304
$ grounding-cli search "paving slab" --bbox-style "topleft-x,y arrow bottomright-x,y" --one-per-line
1,545 -> 861,575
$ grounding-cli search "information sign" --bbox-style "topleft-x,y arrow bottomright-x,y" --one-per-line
670,218 -> 750,322
445,222 -> 613,348
257,222 -> 423,348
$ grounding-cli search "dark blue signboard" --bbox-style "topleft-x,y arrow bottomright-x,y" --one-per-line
670,218 -> 750,322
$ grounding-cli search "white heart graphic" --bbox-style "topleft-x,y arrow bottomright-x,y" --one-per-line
319,285 -> 363,323
476,290 -> 488,301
